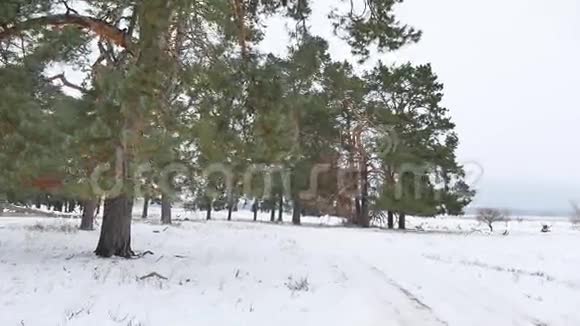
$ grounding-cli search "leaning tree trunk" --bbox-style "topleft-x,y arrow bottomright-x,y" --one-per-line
398,212 -> 406,230
141,195 -> 149,219
387,210 -> 394,229
161,194 -> 171,224
95,194 -> 133,258
80,199 -> 97,231
277,192 -> 284,222
292,198 -> 301,225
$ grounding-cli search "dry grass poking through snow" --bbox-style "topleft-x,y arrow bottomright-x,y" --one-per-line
26,220 -> 78,233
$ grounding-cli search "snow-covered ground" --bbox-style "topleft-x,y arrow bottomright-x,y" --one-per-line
1,208 -> 579,326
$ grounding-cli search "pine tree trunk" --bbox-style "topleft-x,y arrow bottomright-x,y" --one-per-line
67,201 -> 76,213
292,198 -> 301,225
80,199 -> 97,231
161,194 -> 171,224
277,192 -> 283,222
227,204 -> 233,220
55,201 -> 63,212
206,202 -> 212,220
359,157 -> 370,227
387,211 -> 394,229
95,195 -> 133,258
127,195 -> 134,219
227,196 -> 234,221
398,213 -> 406,230
141,195 -> 149,219
252,201 -> 258,221
270,200 -> 276,222
354,198 -> 361,225
95,198 -> 101,216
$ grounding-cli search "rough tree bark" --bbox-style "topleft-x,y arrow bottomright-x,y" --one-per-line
359,157 -> 370,228
141,195 -> 149,219
227,196 -> 234,221
80,199 -> 97,230
354,198 -> 361,225
252,200 -> 258,221
398,212 -> 406,230
278,192 -> 283,222
161,194 -> 171,224
292,198 -> 301,225
387,210 -> 394,229
206,201 -> 212,220
95,194 -> 133,257
270,200 -> 276,222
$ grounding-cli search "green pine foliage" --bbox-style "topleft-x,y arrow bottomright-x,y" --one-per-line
0,0 -> 474,249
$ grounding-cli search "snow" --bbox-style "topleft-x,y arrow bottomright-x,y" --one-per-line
1,208 -> 579,326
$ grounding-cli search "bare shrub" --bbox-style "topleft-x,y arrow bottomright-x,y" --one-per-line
476,208 -> 509,232
27,221 -> 78,234
285,276 -> 309,293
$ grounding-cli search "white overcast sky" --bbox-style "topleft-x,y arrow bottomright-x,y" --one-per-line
261,0 -> 580,213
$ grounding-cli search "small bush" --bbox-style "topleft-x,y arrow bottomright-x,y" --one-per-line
476,208 -> 509,232
285,276 -> 309,293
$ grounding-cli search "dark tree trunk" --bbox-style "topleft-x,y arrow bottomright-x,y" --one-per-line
277,192 -> 283,222
127,195 -> 134,219
95,198 -> 101,216
270,200 -> 276,222
354,198 -> 361,225
55,201 -> 63,212
80,199 -> 97,231
227,196 -> 234,221
161,194 -> 171,225
141,195 -> 149,219
387,211 -> 394,229
292,198 -> 301,225
206,202 -> 212,220
35,196 -> 41,209
252,201 -> 258,221
95,195 -> 133,258
69,201 -> 77,213
398,213 -> 406,230
359,157 -> 370,227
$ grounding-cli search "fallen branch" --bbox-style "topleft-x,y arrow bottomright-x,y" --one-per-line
139,272 -> 168,281
133,250 -> 154,258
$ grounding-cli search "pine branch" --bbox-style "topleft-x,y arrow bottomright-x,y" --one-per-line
48,73 -> 88,93
0,14 -> 134,54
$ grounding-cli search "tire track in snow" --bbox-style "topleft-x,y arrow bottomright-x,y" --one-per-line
365,264 -> 449,326
423,254 -> 580,290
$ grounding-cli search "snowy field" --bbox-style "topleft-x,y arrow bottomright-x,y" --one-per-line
1,207 -> 579,326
